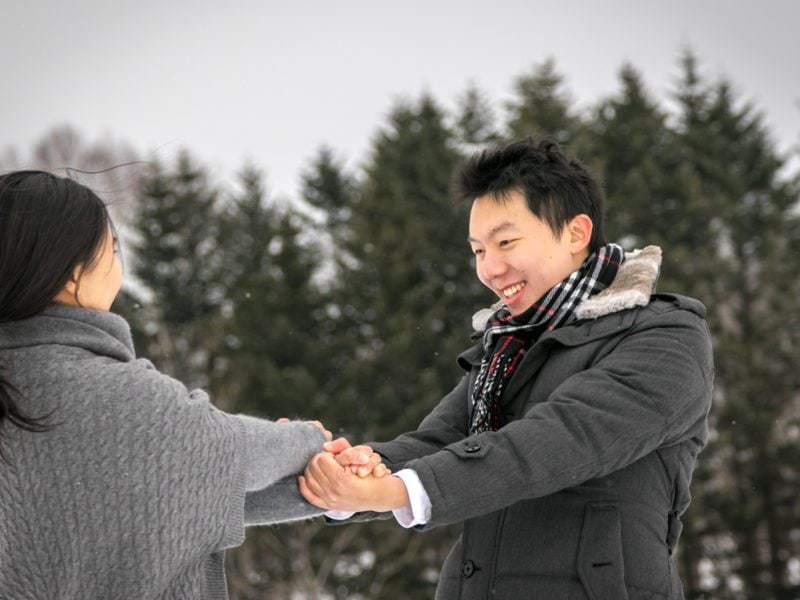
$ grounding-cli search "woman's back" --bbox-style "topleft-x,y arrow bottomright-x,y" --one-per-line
0,306 -> 323,599
0,305 -> 255,598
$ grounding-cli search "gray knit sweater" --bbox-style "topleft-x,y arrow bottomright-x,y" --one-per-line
0,305 -> 325,600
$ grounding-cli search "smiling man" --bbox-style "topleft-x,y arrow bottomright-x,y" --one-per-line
301,139 -> 714,600
468,190 -> 595,317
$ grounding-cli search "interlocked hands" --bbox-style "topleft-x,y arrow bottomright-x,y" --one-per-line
300,438 -> 409,513
275,419 -> 410,512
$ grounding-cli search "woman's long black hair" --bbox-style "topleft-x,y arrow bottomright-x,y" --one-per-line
0,170 -> 112,443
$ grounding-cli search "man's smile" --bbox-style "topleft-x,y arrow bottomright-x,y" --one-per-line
500,281 -> 526,298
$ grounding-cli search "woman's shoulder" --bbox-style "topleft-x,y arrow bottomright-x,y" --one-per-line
10,344 -> 194,408
85,355 -> 195,403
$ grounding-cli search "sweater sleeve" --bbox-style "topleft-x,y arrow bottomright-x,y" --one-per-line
233,414 -> 325,491
233,415 -> 328,526
244,477 -> 325,526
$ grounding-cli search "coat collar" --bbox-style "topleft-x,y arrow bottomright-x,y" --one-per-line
471,245 -> 662,333
0,304 -> 135,362
574,245 -> 661,320
460,246 -> 663,368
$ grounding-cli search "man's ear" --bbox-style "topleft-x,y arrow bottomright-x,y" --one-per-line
567,214 -> 593,254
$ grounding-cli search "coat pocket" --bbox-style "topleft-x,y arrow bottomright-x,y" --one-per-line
577,502 -> 629,600
439,534 -> 464,580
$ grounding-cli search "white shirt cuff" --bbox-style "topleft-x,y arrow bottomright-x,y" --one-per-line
391,469 -> 431,528
325,510 -> 356,520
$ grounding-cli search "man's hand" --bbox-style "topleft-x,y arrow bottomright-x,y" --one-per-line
325,437 -> 390,478
276,417 -> 333,442
298,452 -> 409,512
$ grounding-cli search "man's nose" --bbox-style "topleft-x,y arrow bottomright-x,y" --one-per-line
479,250 -> 508,280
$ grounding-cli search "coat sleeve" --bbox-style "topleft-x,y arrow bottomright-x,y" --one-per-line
369,374 -> 471,471
404,308 -> 714,529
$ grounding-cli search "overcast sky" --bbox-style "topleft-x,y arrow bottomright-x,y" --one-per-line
4,0 -> 799,200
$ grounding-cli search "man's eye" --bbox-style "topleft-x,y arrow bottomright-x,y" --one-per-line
472,248 -> 484,256
499,239 -> 518,248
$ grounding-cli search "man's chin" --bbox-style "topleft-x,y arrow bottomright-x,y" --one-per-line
505,291 -> 540,316
506,302 -> 533,317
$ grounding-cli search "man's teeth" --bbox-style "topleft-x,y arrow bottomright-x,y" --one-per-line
502,282 -> 525,298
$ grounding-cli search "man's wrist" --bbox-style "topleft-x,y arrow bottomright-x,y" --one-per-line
379,475 -> 410,511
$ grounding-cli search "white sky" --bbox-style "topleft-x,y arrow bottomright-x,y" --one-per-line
3,0 -> 799,200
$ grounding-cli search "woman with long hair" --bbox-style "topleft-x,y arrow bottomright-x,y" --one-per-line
0,171 -> 364,599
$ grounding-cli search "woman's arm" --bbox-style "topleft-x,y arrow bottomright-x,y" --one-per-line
244,477 -> 325,525
234,414 -> 326,491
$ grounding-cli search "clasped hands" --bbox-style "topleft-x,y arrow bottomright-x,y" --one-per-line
278,419 -> 408,513
301,437 -> 410,513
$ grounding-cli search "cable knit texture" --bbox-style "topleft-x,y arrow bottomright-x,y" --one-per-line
0,305 -> 325,600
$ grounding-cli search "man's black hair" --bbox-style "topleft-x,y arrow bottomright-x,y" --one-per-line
454,138 -> 606,252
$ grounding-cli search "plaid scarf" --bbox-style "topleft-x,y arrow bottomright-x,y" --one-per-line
468,243 -> 625,434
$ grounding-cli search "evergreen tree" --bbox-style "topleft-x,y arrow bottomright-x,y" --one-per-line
588,63 -> 717,293
302,145 -> 357,234
505,57 -> 587,153
128,151 -> 226,387
215,164 -> 328,418
670,52 -> 800,599
455,81 -> 500,147
218,166 -> 345,598
336,94 -> 484,437
306,94 -> 487,598
299,146 -> 361,415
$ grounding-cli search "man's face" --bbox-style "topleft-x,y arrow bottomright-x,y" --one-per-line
468,190 -> 589,316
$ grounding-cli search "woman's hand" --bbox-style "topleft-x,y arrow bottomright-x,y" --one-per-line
276,417 -> 333,442
324,437 -> 390,478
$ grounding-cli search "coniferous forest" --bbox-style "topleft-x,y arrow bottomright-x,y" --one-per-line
5,53 -> 799,599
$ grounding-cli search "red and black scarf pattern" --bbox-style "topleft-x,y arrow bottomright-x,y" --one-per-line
468,243 -> 625,434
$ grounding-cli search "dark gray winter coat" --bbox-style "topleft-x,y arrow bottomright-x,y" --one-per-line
370,247 -> 714,600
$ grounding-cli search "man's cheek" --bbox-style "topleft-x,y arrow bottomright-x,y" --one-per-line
475,271 -> 492,293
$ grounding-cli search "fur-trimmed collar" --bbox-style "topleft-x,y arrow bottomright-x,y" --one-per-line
472,245 -> 663,332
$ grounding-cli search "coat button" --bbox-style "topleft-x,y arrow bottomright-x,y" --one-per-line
461,559 -> 476,577
464,441 -> 481,453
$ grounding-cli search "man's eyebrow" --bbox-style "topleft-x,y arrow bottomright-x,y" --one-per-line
468,221 -> 519,243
